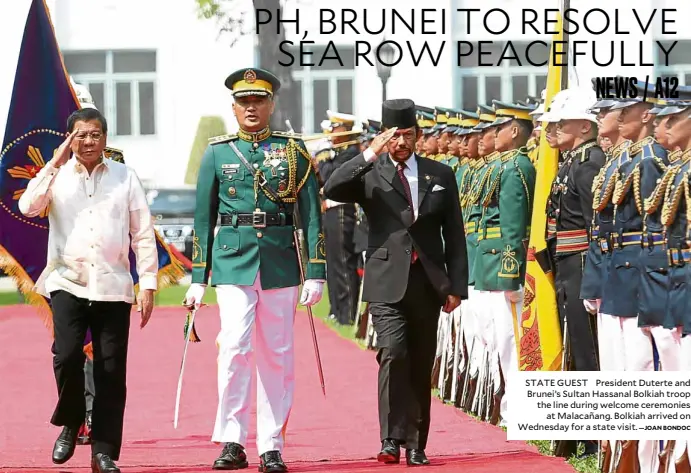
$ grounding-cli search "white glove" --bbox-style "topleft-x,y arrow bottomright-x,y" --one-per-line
183,283 -> 206,308
504,286 -> 523,304
583,299 -> 598,315
300,279 -> 324,306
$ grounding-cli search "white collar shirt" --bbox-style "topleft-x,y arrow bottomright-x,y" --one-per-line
389,153 -> 419,219
18,156 -> 158,303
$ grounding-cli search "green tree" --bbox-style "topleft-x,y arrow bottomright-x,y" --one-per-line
194,0 -> 299,131
185,116 -> 228,185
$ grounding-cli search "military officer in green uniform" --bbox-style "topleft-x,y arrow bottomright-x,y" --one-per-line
415,106 -> 435,157
183,68 -> 326,473
432,107 -> 452,164
475,101 -> 536,427
460,104 -> 501,415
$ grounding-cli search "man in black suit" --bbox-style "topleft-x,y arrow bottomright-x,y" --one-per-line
323,99 -> 468,466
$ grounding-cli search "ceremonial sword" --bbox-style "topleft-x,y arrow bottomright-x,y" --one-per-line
174,304 -> 203,428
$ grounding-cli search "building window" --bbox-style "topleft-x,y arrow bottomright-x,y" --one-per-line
453,41 -> 549,110
290,45 -> 356,134
63,50 -> 157,137
655,40 -> 691,86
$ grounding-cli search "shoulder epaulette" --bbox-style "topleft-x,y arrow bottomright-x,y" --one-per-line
500,149 -> 520,163
628,136 -> 655,157
209,134 -> 237,144
104,146 -> 122,153
578,142 -> 598,162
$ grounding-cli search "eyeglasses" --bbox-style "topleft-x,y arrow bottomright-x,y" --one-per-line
75,132 -> 103,141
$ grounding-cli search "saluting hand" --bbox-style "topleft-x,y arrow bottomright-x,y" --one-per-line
368,127 -> 398,157
50,129 -> 78,168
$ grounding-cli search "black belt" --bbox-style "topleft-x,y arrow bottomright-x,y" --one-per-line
220,212 -> 293,228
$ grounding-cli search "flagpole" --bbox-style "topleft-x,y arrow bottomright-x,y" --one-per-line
561,0 -> 570,90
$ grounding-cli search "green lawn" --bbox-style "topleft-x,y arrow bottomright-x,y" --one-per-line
0,282 -> 596,472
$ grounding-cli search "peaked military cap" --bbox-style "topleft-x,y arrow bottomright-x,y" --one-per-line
491,100 -> 536,126
225,67 -> 281,97
416,106 -> 436,131
382,99 -> 417,129
474,104 -> 497,131
327,110 -> 357,128
609,79 -> 662,110
589,77 -> 619,112
445,109 -> 462,134
456,109 -> 481,135
658,85 -> 691,117
433,107 -> 452,134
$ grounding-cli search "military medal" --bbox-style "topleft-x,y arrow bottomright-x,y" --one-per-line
278,179 -> 288,192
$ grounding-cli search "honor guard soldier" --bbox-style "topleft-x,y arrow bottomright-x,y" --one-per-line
183,67 -> 326,473
544,88 -> 603,373
416,107 -> 435,157
580,92 -> 630,323
655,92 -> 691,472
475,101 -> 536,427
451,110 -> 482,407
526,90 -> 546,165
317,110 -> 363,326
444,110 -> 463,170
432,107 -> 452,164
454,110 -> 481,188
598,82 -> 678,473
543,88 -> 605,459
461,104 -> 500,416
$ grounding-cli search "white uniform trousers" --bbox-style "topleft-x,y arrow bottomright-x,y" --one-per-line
598,312 -> 682,473
480,290 -> 520,425
463,286 -> 482,379
212,272 -> 299,456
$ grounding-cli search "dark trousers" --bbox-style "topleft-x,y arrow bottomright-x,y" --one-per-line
555,253 -> 599,371
324,203 -> 360,325
85,358 -> 95,412
50,290 -> 131,460
369,261 -> 441,450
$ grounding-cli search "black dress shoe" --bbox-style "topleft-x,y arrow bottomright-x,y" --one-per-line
213,442 -> 249,470
406,449 -> 430,466
258,450 -> 287,472
377,439 -> 401,464
52,426 -> 80,464
91,453 -> 121,473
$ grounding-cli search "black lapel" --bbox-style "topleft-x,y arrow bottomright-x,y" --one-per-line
417,156 -> 433,208
378,154 -> 408,202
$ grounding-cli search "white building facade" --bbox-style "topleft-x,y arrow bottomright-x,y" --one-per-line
1,0 -> 688,187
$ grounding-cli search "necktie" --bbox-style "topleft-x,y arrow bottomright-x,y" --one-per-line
396,162 -> 418,263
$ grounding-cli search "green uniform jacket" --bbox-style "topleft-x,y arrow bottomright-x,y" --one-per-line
191,130 -> 326,289
455,157 -> 469,189
465,153 -> 499,287
475,149 -> 535,291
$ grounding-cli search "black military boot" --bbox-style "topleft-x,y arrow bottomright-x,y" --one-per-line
258,450 -> 287,472
212,442 -> 249,470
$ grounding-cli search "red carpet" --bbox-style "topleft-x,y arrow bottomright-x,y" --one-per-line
0,304 -> 576,472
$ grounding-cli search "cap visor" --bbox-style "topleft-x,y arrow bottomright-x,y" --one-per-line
232,90 -> 271,98
609,100 -> 640,110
